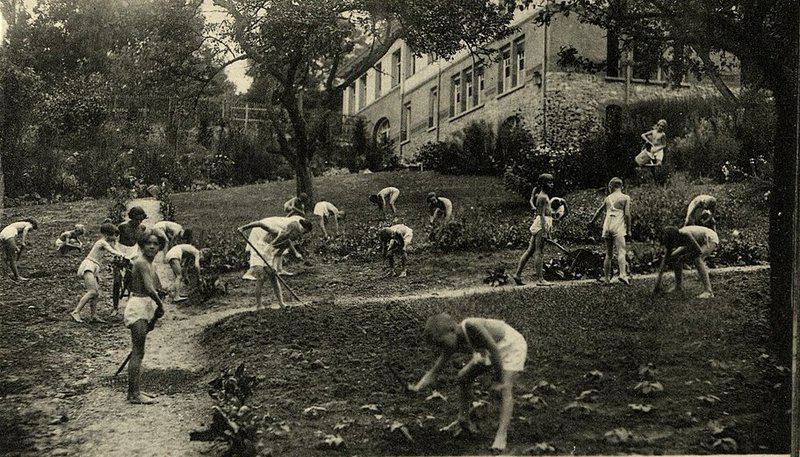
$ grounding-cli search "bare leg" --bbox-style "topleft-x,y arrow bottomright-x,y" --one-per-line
616,235 -> 630,283
668,259 -> 684,293
332,216 -> 340,235
514,236 -> 536,284
128,320 -> 156,404
694,257 -> 714,298
72,272 -> 99,322
255,271 -> 265,309
397,251 -> 408,277
4,240 -> 24,280
319,216 -> 328,238
268,271 -> 284,308
169,260 -> 184,299
603,236 -> 614,283
533,233 -> 549,284
492,371 -> 518,451
456,360 -> 485,433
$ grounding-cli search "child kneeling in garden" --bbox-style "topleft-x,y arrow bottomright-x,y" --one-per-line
653,225 -> 719,299
55,224 -> 86,255
408,313 -> 527,452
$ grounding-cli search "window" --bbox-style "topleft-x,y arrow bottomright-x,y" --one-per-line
514,37 -> 525,86
450,75 -> 461,117
475,65 -> 485,105
401,102 -> 411,142
358,74 -> 367,110
405,47 -> 416,78
428,87 -> 438,128
498,37 -> 525,94
499,45 -> 512,94
374,118 -> 391,144
391,49 -> 401,87
464,71 -> 474,110
347,84 -> 355,114
374,63 -> 382,98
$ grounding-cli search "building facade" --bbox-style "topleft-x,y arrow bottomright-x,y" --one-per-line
340,7 -> 734,162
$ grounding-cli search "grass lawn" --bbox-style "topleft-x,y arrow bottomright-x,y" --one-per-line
202,269 -> 788,456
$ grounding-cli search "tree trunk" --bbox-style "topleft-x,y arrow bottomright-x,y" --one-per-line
294,153 -> 315,204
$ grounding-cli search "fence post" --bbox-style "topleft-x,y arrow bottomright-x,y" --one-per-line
244,103 -> 250,132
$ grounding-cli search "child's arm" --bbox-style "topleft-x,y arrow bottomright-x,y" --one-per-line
589,202 -> 605,225
429,206 -> 440,224
190,247 -> 202,271
624,197 -> 632,236
21,226 -> 31,246
409,353 -> 450,391
99,239 -> 126,257
134,261 -> 163,308
285,240 -> 302,259
652,255 -> 669,294
467,322 -> 504,382
238,221 -> 280,237
641,130 -> 654,144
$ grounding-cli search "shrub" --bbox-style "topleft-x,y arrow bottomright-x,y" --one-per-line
672,116 -> 741,182
415,141 -> 461,174
452,120 -> 500,175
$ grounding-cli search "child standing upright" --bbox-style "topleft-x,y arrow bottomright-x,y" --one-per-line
590,177 -> 632,284
55,224 -> 86,255
71,223 -> 126,323
513,174 -> 555,286
408,313 -> 527,452
1,218 -> 38,281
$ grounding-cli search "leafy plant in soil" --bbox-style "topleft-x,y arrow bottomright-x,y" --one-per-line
483,267 -> 509,286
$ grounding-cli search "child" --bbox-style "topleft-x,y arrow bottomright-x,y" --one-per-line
378,224 -> 413,277
164,243 -> 209,301
242,215 -> 306,280
55,224 -> 86,255
427,192 -> 453,226
124,229 -> 166,404
0,218 -> 38,281
283,193 -> 309,217
152,220 -> 186,249
513,174 -> 555,286
684,194 -> 717,229
369,186 -> 400,215
313,201 -> 345,239
70,223 -> 126,323
238,217 -> 313,310
408,313 -> 527,452
112,207 -> 148,316
653,225 -> 719,299
589,177 -> 632,285
638,119 -> 668,166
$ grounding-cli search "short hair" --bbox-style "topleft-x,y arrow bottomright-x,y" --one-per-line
660,226 -> 681,251
426,192 -> 437,200
424,313 -> 456,344
74,223 -> 87,233
299,218 -> 313,232
369,194 -> 382,204
128,206 -> 147,221
656,119 -> 667,126
181,229 -> 193,243
99,223 -> 118,237
608,177 -> 624,190
23,218 -> 39,229
538,173 -> 555,185
137,228 -> 166,250
298,193 -> 309,202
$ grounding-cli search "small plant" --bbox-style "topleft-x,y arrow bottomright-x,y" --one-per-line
483,267 -> 509,286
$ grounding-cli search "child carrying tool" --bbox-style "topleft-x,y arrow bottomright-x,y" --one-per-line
1,218 -> 38,281
55,224 -> 86,255
590,177 -> 632,285
238,218 -> 313,310
408,313 -> 527,452
653,225 -> 719,299
514,174 -> 555,286
71,223 -> 126,323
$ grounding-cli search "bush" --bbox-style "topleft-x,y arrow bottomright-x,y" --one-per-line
453,121 -> 500,175
415,141 -> 462,174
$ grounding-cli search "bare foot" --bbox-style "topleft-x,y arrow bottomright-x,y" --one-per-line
70,311 -> 84,323
536,279 -> 553,287
697,291 -> 714,299
13,276 -> 29,282
108,309 -> 118,317
278,271 -> 294,277
128,393 -> 158,404
619,276 -> 632,286
140,391 -> 158,398
665,285 -> 683,294
491,434 -> 507,452
90,315 -> 107,323
269,303 -> 282,310
512,276 -> 525,286
173,296 -> 189,303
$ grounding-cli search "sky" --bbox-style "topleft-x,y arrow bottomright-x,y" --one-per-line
0,0 -> 253,93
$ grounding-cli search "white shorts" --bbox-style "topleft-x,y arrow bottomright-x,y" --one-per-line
470,327 -> 528,373
164,246 -> 183,263
248,242 -> 279,270
313,203 -> 330,218
529,216 -> 553,237
123,296 -> 158,328
602,213 -> 626,239
77,258 -> 100,278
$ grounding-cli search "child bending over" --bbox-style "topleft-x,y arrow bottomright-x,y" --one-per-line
71,223 -> 126,323
55,224 -> 86,255
378,224 -> 413,278
124,229 -> 166,404
313,201 -> 345,238
409,313 -> 527,452
653,225 -> 719,299
427,192 -> 453,227
590,177 -> 632,285
684,194 -> 717,229
152,220 -> 187,250
238,218 -> 312,310
164,243 -> 209,302
242,216 -> 305,280
283,193 -> 309,217
514,173 -> 555,286
369,186 -> 400,216
1,218 -> 38,281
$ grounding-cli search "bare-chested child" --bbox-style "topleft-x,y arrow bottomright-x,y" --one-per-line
427,192 -> 453,227
513,173 -> 555,286
684,194 -> 717,229
639,119 -> 668,166
1,218 -> 38,281
124,229 -> 165,404
369,186 -> 400,216
313,201 -> 345,239
653,225 -> 719,299
70,223 -> 126,323
164,242 -> 209,302
378,224 -> 413,277
238,218 -> 313,310
283,193 -> 309,217
152,220 -> 186,250
112,207 -> 148,316
55,224 -> 86,256
408,313 -> 527,452
590,177 -> 632,285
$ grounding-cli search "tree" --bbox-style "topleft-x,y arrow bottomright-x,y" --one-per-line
213,0 -> 515,202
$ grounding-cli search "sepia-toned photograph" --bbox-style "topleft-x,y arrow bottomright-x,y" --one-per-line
0,0 -> 797,455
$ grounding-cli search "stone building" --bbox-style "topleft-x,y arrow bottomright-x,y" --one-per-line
339,6 -> 737,162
